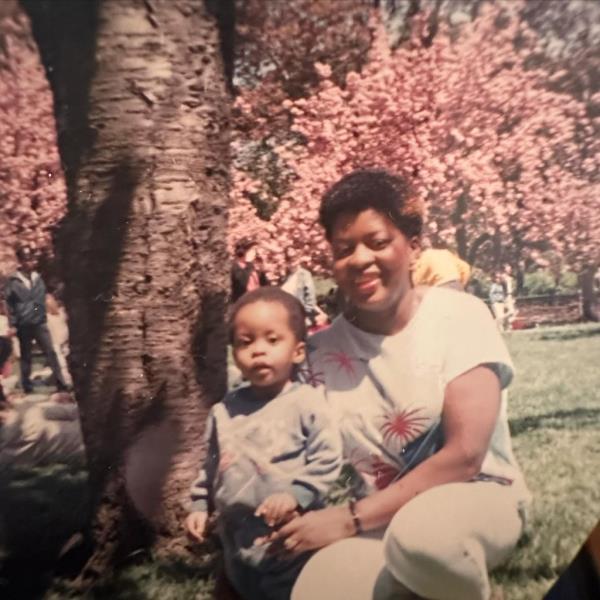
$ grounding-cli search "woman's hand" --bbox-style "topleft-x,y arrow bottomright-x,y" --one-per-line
256,504 -> 355,555
255,492 -> 299,527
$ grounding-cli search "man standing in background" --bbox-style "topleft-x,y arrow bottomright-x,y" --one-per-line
3,247 -> 68,393
489,272 -> 507,331
230,237 -> 269,303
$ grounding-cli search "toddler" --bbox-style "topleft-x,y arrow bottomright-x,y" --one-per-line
186,287 -> 341,600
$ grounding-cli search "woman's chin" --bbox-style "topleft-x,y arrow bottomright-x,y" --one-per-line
350,293 -> 390,313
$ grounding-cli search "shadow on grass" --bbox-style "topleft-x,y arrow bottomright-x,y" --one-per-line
0,464 -> 91,599
510,407 -> 600,437
536,326 -> 600,342
76,556 -> 216,600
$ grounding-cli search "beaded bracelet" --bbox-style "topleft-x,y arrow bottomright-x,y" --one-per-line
348,498 -> 363,535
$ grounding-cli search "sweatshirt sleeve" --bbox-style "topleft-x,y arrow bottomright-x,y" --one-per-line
189,409 -> 218,513
291,387 -> 343,509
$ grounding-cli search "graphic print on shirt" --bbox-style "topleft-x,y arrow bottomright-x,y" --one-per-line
370,455 -> 403,489
346,445 -> 403,491
378,406 -> 429,452
323,350 -> 360,378
297,364 -> 325,387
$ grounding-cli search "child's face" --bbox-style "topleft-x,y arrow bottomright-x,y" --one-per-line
232,301 -> 305,398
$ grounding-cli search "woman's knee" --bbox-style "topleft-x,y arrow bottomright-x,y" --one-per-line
291,536 -> 386,600
383,510 -> 490,600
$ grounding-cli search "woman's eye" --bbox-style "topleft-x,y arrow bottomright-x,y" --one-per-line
332,245 -> 353,259
370,238 -> 389,250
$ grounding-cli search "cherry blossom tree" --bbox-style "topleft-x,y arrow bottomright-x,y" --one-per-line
0,0 -> 66,275
230,1 -> 599,296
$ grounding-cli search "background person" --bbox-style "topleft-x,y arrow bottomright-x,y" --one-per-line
489,273 -> 507,332
3,247 -> 69,393
411,245 -> 471,290
0,336 -> 11,408
281,251 -> 328,330
231,237 -> 269,303
263,169 -> 530,600
501,267 -> 517,331
0,392 -> 84,468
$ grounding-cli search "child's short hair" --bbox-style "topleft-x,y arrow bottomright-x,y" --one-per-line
319,169 -> 423,240
229,287 -> 306,343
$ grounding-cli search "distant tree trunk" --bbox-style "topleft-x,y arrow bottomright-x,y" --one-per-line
579,265 -> 599,321
25,0 -> 231,583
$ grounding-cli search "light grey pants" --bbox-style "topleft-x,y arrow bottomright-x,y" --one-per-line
291,482 -> 525,600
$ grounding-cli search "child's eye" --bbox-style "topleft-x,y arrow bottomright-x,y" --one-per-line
267,336 -> 279,344
235,338 -> 252,347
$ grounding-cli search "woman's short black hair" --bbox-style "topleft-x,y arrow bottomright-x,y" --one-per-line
229,287 -> 307,343
319,169 -> 423,240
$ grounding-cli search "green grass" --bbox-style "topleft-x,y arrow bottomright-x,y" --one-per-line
1,323 -> 599,598
491,323 -> 600,599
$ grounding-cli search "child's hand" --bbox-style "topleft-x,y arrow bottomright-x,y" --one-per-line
255,493 -> 299,527
186,511 -> 208,542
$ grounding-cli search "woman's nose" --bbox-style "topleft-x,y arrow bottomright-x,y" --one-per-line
348,243 -> 374,268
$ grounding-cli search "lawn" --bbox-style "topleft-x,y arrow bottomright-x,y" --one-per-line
1,323 -> 599,599
492,323 -> 600,599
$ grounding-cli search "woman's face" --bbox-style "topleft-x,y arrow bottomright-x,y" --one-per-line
329,209 -> 419,313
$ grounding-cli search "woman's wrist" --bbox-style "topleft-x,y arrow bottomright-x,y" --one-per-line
347,498 -> 363,535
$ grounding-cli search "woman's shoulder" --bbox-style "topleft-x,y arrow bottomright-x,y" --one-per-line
307,315 -> 351,352
421,286 -> 490,319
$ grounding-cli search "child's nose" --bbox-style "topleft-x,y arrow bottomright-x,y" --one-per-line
251,340 -> 267,355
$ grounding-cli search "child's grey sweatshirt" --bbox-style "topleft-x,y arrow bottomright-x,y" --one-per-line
190,382 -> 342,515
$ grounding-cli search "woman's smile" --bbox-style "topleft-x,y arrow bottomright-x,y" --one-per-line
352,274 -> 381,296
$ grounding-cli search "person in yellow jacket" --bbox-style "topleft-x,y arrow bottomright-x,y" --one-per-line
411,247 -> 471,290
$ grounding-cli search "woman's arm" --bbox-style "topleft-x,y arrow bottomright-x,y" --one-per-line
355,364 -> 501,530
270,364 -> 501,552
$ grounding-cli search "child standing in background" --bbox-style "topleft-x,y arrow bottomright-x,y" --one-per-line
186,287 -> 341,600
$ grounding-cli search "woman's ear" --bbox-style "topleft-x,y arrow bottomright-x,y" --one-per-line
409,237 -> 422,269
410,236 -> 422,252
293,341 -> 306,365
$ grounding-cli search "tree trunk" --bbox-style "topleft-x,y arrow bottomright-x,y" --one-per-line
579,265 -> 599,321
25,0 -> 231,583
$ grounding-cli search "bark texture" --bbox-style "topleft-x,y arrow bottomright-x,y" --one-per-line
26,0 -> 230,581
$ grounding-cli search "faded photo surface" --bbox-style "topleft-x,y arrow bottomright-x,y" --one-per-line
0,1 -> 598,599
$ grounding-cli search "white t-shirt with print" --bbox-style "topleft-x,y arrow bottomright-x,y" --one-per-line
305,287 -> 530,505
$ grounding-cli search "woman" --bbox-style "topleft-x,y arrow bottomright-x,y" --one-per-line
266,170 -> 530,600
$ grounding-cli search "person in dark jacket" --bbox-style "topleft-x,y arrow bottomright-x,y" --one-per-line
0,335 -> 11,407
4,247 -> 68,393
231,238 -> 269,303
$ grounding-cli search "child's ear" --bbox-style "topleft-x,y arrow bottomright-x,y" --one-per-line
293,341 -> 306,365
